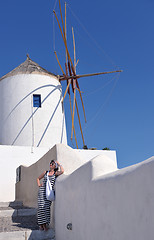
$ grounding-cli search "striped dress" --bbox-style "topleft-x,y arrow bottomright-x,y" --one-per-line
37,172 -> 56,225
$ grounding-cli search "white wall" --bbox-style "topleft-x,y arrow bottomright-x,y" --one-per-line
75,149 -> 117,167
55,156 -> 154,240
0,73 -> 67,148
0,145 -> 49,201
56,144 -> 117,175
15,144 -> 117,230
0,143 -> 117,203
15,144 -> 117,206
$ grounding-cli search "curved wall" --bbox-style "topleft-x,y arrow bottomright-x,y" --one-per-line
0,73 -> 67,148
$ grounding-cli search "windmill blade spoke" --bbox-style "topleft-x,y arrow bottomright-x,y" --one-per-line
75,99 -> 85,146
76,79 -> 87,123
71,88 -> 76,140
59,0 -> 65,37
53,10 -> 74,68
61,80 -> 71,103
72,27 -> 76,72
69,94 -> 78,149
54,51 -> 66,76
70,63 -> 86,123
75,59 -> 79,68
59,70 -> 123,81
67,61 -> 75,94
65,63 -> 78,148
75,87 -> 83,93
65,2 -> 67,63
65,63 -> 70,95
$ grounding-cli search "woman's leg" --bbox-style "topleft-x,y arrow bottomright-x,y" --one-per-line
39,225 -> 44,231
43,223 -> 48,231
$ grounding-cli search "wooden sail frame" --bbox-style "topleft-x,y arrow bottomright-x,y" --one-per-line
53,0 -> 122,148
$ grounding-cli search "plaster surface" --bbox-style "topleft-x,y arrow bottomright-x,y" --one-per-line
75,149 -> 117,167
15,144 -> 117,207
0,145 -> 49,201
14,144 -> 154,240
15,144 -> 117,229
55,156 -> 154,240
0,73 -> 67,148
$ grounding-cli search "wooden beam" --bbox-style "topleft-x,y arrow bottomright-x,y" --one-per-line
71,88 -> 76,140
65,2 -> 67,64
76,79 -> 87,123
61,80 -> 71,103
53,10 -> 74,68
69,94 -> 78,149
71,65 -> 86,123
54,51 -> 66,76
75,99 -> 85,146
65,63 -> 78,149
59,70 -> 123,81
72,27 -> 76,72
59,0 -> 65,36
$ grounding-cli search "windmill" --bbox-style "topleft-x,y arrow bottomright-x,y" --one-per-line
53,0 -> 122,149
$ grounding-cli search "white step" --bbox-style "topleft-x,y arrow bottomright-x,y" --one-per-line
0,229 -> 55,240
0,208 -> 37,217
0,201 -> 23,208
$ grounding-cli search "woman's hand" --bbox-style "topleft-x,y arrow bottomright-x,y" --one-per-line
55,161 -> 64,176
56,161 -> 60,166
37,171 -> 46,187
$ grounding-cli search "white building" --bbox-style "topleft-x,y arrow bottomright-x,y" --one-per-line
0,56 -> 153,240
0,55 -> 67,148
0,55 -> 67,201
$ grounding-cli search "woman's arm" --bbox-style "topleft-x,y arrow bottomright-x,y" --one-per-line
55,161 -> 64,176
37,171 -> 46,187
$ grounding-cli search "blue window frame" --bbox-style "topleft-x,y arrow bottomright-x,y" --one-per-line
33,94 -> 41,108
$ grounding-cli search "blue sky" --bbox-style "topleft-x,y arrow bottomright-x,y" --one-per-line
0,0 -> 154,168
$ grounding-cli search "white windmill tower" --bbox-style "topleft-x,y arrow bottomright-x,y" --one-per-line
0,54 -> 67,148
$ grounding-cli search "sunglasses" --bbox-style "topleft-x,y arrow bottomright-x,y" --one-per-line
50,162 -> 55,166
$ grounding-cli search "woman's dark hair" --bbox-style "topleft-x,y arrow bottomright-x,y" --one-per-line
50,160 -> 58,173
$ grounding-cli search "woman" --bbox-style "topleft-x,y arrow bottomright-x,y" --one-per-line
37,160 -> 64,231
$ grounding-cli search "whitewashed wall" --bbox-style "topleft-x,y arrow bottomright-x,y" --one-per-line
15,144 -> 117,207
0,73 -> 67,148
15,144 -> 117,231
0,145 -> 50,201
55,156 -> 154,240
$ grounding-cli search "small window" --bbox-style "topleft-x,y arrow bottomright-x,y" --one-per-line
33,94 -> 41,108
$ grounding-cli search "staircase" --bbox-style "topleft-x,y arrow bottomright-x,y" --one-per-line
0,201 -> 55,240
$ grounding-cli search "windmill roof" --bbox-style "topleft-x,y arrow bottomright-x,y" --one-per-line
0,55 -> 57,81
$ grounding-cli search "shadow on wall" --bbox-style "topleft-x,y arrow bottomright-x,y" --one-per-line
37,95 -> 62,147
55,156 -> 154,240
8,84 -> 61,146
15,143 -> 119,239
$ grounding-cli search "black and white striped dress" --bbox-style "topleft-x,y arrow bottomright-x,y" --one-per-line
37,172 -> 56,225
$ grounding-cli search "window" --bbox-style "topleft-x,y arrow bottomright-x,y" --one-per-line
33,94 -> 41,108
